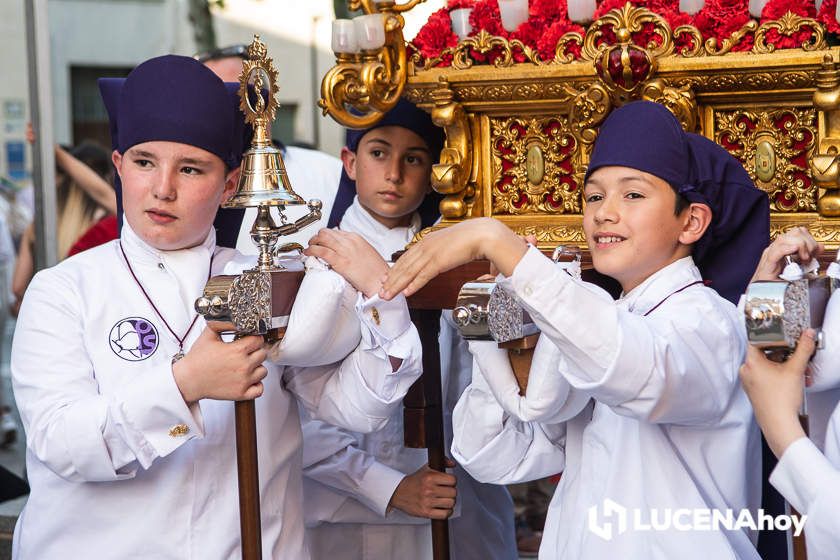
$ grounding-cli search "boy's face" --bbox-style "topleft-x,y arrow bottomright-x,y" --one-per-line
113,141 -> 238,251
342,125 -> 433,229
583,165 -> 698,293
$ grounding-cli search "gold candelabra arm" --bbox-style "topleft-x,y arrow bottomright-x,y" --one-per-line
320,3 -> 422,128
430,78 -> 474,219
349,0 -> 426,15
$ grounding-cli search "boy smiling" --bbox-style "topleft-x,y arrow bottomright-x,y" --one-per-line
382,101 -> 770,559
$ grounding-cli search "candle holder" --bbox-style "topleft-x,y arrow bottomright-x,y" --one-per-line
319,0 -> 427,128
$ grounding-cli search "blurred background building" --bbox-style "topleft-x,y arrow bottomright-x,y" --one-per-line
0,0 -> 446,182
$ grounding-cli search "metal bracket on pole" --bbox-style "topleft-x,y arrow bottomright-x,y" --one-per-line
24,0 -> 58,270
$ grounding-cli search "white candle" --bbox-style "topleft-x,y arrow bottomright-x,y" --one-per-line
678,0 -> 705,15
568,0 -> 597,23
816,0 -> 823,12
836,0 -> 840,23
353,14 -> 386,51
450,8 -> 473,40
748,0 -> 768,18
332,19 -> 358,54
498,0 -> 529,32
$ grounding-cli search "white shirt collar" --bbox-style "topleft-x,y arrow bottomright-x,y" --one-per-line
618,256 -> 704,315
338,196 -> 421,261
120,219 -> 217,307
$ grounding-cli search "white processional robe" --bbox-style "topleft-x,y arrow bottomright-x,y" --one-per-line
768,289 -> 840,560
452,247 -> 762,560
10,222 -> 422,560
301,198 -> 517,560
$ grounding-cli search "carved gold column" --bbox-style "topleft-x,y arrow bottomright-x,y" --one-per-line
430,77 -> 474,219
813,54 -> 840,217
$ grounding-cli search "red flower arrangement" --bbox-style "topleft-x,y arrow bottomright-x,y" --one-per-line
408,0 -> 840,68
759,0 -> 817,50
410,7 -> 459,66
693,0 -> 753,51
447,0 -> 477,8
818,0 -> 840,35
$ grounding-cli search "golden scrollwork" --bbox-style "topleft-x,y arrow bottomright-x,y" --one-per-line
715,108 -> 818,212
430,77 -> 474,219
640,79 -> 698,132
703,20 -> 758,56
348,0 -> 426,14
753,12 -> 826,54
581,3 -> 675,61
510,224 -> 587,244
490,116 -> 585,215
319,5 -> 412,128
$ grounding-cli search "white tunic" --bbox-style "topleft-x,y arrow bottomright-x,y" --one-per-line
11,223 -> 422,560
768,289 -> 840,560
302,198 -> 517,560
452,247 -> 762,560
769,409 -> 840,559
236,146 -> 342,253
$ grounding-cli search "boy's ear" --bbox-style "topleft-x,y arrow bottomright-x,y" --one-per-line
340,146 -> 357,180
222,167 -> 241,204
111,150 -> 123,179
678,202 -> 712,246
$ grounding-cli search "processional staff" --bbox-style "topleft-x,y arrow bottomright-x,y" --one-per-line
193,35 -> 322,560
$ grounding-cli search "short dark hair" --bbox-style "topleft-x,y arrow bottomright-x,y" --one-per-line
194,44 -> 248,63
672,187 -> 690,215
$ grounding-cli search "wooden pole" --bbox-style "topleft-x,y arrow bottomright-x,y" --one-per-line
235,400 -> 262,560
405,308 -> 450,560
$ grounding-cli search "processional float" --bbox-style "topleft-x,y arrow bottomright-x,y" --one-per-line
194,36 -> 321,560
320,1 -> 840,559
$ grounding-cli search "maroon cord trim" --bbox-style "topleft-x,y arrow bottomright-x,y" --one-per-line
119,241 -> 214,353
642,280 -> 705,317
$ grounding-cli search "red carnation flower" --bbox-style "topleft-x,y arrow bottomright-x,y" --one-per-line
447,0 -> 477,9
537,18 -> 585,60
694,0 -> 753,52
411,7 -> 459,67
818,0 -> 840,35
760,0 -> 815,20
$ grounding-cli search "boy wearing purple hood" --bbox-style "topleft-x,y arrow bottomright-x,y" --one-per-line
382,101 -> 770,559
10,55 -> 422,559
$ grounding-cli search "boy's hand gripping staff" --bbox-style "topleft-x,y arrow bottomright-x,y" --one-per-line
193,36 -> 321,560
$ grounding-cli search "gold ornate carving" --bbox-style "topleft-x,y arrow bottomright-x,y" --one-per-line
430,77 -> 474,219
348,0 -> 425,14
714,108 -> 818,212
319,3 -> 417,128
753,12 -> 826,54
581,3 -> 675,61
639,79 -> 698,132
490,116 -> 584,215
510,223 -> 587,244
814,54 -> 840,111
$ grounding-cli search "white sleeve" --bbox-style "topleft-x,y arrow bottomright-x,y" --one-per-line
498,246 -> 743,426
11,271 -> 203,482
451,348 -> 567,484
301,414 -> 405,518
269,259 -> 361,367
769,437 -> 840,558
285,292 -> 422,433
809,291 -> 840,392
471,336 -> 592,423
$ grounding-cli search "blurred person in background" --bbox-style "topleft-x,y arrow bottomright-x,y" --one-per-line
11,125 -> 116,316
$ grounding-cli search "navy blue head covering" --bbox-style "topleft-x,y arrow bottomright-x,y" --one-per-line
98,55 -> 249,248
327,99 -> 446,229
585,101 -> 770,303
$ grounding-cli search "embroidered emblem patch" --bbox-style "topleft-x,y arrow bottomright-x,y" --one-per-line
109,317 -> 159,361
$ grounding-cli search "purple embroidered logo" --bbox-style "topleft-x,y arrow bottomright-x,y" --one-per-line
109,317 -> 159,361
